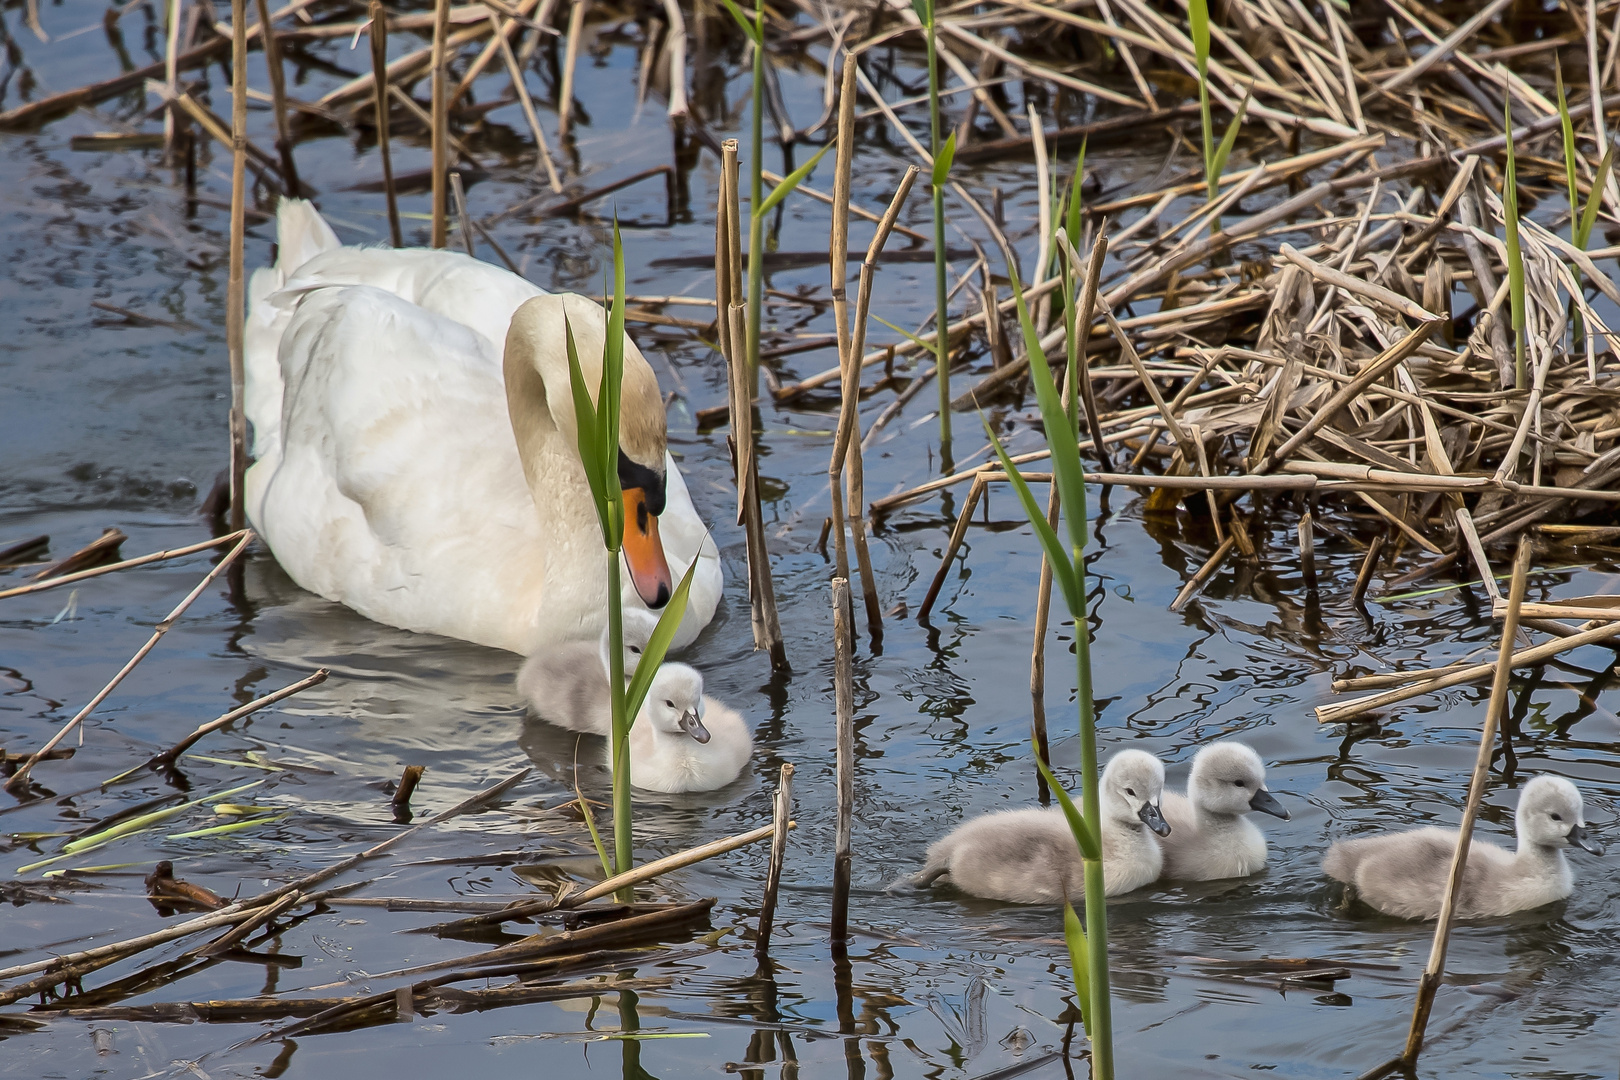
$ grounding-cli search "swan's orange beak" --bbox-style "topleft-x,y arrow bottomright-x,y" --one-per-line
623,487 -> 672,609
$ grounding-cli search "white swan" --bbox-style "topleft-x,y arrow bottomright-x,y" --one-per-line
1322,775 -> 1605,920
903,749 -> 1170,902
605,663 -> 753,793
243,200 -> 721,654
1157,741 -> 1289,881
517,609 -> 659,733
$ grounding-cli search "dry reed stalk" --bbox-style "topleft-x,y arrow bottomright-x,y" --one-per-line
104,668 -> 330,784
25,527 -> 126,582
1299,511 -> 1318,591
4,532 -> 254,793
369,2 -> 403,247
657,0 -> 687,117
492,12 -> 561,193
1027,477 -> 1061,799
557,0 -> 586,139
1398,540 -> 1531,1068
450,170 -> 475,255
0,769 -> 531,999
1169,536 -> 1237,613
163,0 -> 181,159
253,0 -> 300,196
391,765 -> 426,817
226,0 -> 249,531
918,474 -> 986,619
827,57 -> 856,588
754,762 -> 795,965
430,0 -> 451,248
1351,533 -> 1387,607
830,576 -> 854,954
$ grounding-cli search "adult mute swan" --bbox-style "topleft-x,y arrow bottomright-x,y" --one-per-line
901,750 -> 1170,902
1323,775 -> 1604,920
243,200 -> 721,654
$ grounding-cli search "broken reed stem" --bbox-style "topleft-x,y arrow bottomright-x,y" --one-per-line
1073,231 -> 1111,470
493,11 -> 561,193
830,576 -> 854,954
253,0 -> 300,197
0,769 -> 530,997
450,170 -> 475,255
919,474 -> 985,619
828,55 -> 856,589
1400,539 -> 1531,1066
392,765 -> 426,815
1351,533 -> 1386,608
753,762 -> 794,966
226,0 -> 249,531
0,530 -> 249,601
163,0 -> 180,159
1318,619 -> 1620,724
5,532 -> 254,794
557,0 -> 585,139
369,1 -> 403,247
1299,511 -> 1318,591
429,0 -> 451,249
1169,535 -> 1236,613
105,668 -> 331,785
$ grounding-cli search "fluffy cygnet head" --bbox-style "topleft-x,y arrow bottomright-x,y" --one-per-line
1188,742 -> 1290,820
598,608 -> 662,680
641,662 -> 710,743
1104,750 -> 1170,836
1518,775 -> 1604,855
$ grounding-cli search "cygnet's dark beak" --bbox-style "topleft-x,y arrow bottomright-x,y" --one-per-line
1248,787 -> 1290,820
679,709 -> 711,745
1139,801 -> 1170,837
1568,824 -> 1605,856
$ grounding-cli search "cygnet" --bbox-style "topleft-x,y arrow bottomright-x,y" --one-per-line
1157,741 -> 1289,881
903,749 -> 1170,903
605,662 -> 753,793
517,609 -> 660,734
1322,775 -> 1604,920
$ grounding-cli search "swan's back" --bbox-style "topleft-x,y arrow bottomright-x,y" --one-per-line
919,808 -> 1082,904
1324,826 -> 1564,920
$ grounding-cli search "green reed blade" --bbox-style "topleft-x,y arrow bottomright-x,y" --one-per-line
1010,270 -> 1088,560
1502,98 -> 1526,390
980,412 -> 1081,614
757,140 -> 835,218
623,556 -> 699,726
1577,142 -> 1615,251
1032,743 -> 1100,857
1063,899 -> 1092,1026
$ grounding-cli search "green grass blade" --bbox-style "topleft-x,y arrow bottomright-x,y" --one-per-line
1032,742 -> 1101,858
717,0 -> 761,44
1189,0 -> 1210,73
872,313 -> 938,353
1064,139 -> 1086,249
577,792 -> 615,881
931,129 -> 957,188
63,780 -> 264,854
1556,58 -> 1579,245
167,814 -> 288,840
1063,899 -> 1093,1024
981,413 -> 1082,614
910,0 -> 932,27
1502,98 -> 1526,390
1577,142 -> 1615,250
564,316 -> 613,537
1010,270 -> 1089,560
757,140 -> 835,218
623,556 -> 700,725
1208,91 -> 1250,188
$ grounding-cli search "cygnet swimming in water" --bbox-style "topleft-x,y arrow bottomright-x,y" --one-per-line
902,749 -> 1170,903
605,662 -> 753,793
517,609 -> 660,734
1322,775 -> 1604,920
1157,741 -> 1289,881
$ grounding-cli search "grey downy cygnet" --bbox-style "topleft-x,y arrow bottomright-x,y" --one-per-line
1157,741 -> 1290,881
516,609 -> 660,734
605,662 -> 753,793
903,749 -> 1170,903
1322,775 -> 1605,920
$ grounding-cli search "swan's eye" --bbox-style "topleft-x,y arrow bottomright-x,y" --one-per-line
1551,813 -> 1563,822
1233,780 -> 1245,787
1125,787 -> 1136,797
630,645 -> 642,654
664,699 -> 675,709
637,499 -> 650,532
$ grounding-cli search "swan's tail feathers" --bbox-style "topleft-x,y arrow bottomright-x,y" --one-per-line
274,198 -> 341,277
1321,838 -> 1368,884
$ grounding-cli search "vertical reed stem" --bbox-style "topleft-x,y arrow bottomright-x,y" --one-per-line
606,548 -> 633,897
831,576 -> 854,953
925,15 -> 951,464
450,170 -> 474,255
1075,557 -> 1112,1077
369,2 -> 403,248
254,0 -> 299,196
430,0 -> 451,248
226,0 -> 248,531
558,0 -> 585,138
828,56 -> 856,589
1400,538 -> 1530,1065
744,0 -> 765,396
754,762 -> 795,965
163,0 -> 181,160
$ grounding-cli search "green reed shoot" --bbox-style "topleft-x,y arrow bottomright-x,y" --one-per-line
914,0 -> 956,462
982,270 -> 1114,1078
1501,99 -> 1526,390
1554,60 -> 1616,350
1189,0 -> 1247,235
1059,140 -> 1086,423
565,221 -> 698,894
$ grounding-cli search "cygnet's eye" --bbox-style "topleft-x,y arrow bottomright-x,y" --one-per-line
1551,813 -> 1563,822
1233,780 -> 1246,787
1125,787 -> 1136,797
664,699 -> 675,709
630,645 -> 642,654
